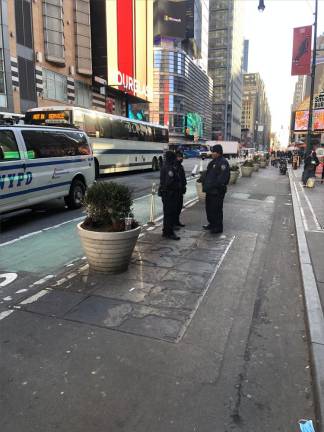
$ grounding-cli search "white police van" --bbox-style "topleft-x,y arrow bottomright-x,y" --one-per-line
0,125 -> 95,214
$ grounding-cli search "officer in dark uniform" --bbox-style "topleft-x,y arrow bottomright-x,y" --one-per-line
159,151 -> 181,240
174,151 -> 187,228
202,144 -> 230,234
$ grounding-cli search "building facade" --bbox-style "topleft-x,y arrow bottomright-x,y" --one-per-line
0,0 -> 93,114
149,45 -> 212,143
241,73 -> 271,150
149,0 -> 213,143
208,0 -> 244,141
243,39 -> 249,73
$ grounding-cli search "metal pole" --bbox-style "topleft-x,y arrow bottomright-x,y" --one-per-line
147,182 -> 156,225
306,0 -> 318,153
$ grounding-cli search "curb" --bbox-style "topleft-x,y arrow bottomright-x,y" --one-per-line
289,169 -> 324,431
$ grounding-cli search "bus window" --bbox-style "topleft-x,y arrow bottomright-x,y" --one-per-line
146,126 -> 153,142
112,119 -> 128,140
84,113 -> 97,137
97,116 -> 112,138
0,130 -> 20,160
128,121 -> 139,141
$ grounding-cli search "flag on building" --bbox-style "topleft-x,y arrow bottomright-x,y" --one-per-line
291,26 -> 312,76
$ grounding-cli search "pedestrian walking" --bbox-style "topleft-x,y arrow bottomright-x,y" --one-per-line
174,151 -> 187,228
202,144 -> 230,234
302,149 -> 319,186
158,151 -> 181,240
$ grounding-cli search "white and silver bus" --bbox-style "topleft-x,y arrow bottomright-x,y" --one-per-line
25,106 -> 168,177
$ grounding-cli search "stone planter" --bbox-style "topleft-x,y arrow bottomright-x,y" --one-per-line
78,222 -> 141,273
229,170 -> 239,184
260,161 -> 267,168
253,163 -> 260,172
196,181 -> 205,200
241,166 -> 253,177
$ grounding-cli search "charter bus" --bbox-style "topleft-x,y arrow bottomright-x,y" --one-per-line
0,111 -> 24,125
25,106 -> 169,177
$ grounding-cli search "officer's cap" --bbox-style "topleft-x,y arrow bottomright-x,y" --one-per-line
211,144 -> 223,155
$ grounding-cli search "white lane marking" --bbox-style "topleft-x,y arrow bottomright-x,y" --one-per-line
293,182 -> 309,231
298,182 -> 322,230
0,217 -> 84,247
0,310 -> 14,321
30,275 -> 54,287
3,296 -> 12,301
19,289 -> 50,305
15,289 -> 28,294
0,273 -> 18,287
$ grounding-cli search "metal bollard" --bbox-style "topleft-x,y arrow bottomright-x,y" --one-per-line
147,182 -> 157,225
199,158 -> 204,173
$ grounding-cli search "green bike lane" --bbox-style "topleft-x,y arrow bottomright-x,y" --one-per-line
0,180 -> 198,307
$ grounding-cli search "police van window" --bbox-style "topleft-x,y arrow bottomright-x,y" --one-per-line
22,130 -> 89,158
0,130 -> 20,161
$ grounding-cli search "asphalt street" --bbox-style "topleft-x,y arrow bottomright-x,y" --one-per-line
0,165 -> 315,432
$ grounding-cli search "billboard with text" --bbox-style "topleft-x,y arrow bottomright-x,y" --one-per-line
291,26 -> 312,76
294,109 -> 324,131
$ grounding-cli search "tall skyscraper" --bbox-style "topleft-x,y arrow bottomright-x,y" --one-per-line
208,0 -> 244,141
292,75 -> 307,111
150,0 -> 213,142
241,73 -> 271,150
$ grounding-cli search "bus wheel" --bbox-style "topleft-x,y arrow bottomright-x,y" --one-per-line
152,157 -> 158,171
94,159 -> 100,179
64,179 -> 86,209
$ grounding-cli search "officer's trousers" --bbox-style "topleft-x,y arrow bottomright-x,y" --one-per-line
162,191 -> 179,235
175,193 -> 184,224
205,192 -> 225,232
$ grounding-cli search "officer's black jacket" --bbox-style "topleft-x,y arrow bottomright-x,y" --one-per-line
203,156 -> 230,194
176,161 -> 187,193
159,162 -> 181,194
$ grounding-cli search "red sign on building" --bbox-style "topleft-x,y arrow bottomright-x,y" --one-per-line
291,26 -> 312,76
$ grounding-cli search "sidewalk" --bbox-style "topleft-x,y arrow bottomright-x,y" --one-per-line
289,166 -> 324,431
1,167 -> 315,432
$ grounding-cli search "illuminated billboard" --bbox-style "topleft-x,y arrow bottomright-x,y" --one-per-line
183,112 -> 203,138
294,109 -> 324,131
154,0 -> 187,40
106,0 -> 153,102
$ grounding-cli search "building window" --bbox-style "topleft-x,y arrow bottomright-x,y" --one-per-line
43,0 -> 65,64
15,0 -> 33,48
75,80 -> 91,107
43,69 -> 67,102
75,0 -> 92,75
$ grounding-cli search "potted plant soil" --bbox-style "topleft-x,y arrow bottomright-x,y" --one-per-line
196,170 -> 206,200
77,182 -> 141,273
241,160 -> 254,177
229,164 -> 240,184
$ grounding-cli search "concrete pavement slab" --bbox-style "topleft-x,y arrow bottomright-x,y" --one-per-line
306,231 -> 324,283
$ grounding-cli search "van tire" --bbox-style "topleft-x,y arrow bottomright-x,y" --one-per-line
152,157 -> 159,171
64,179 -> 86,210
94,159 -> 100,179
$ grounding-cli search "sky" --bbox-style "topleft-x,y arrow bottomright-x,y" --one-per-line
242,0 -> 324,147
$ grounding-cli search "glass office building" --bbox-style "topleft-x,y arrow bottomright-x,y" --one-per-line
208,0 -> 244,140
149,46 -> 213,143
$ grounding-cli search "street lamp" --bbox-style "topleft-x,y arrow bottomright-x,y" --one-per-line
306,0 -> 319,153
258,0 -> 265,12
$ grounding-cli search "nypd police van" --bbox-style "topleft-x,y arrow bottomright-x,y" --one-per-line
0,125 -> 95,214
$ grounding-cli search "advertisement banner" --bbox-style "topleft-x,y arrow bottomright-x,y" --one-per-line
291,25 -> 312,76
294,109 -> 324,131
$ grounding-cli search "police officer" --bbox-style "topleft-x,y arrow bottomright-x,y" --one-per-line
174,151 -> 187,228
202,144 -> 230,234
159,151 -> 181,240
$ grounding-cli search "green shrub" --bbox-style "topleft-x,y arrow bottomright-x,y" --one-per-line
242,160 -> 254,167
82,182 -> 137,232
230,164 -> 239,171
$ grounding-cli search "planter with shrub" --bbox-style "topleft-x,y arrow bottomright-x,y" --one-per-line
229,164 -> 240,184
241,160 -> 254,177
78,182 -> 141,273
